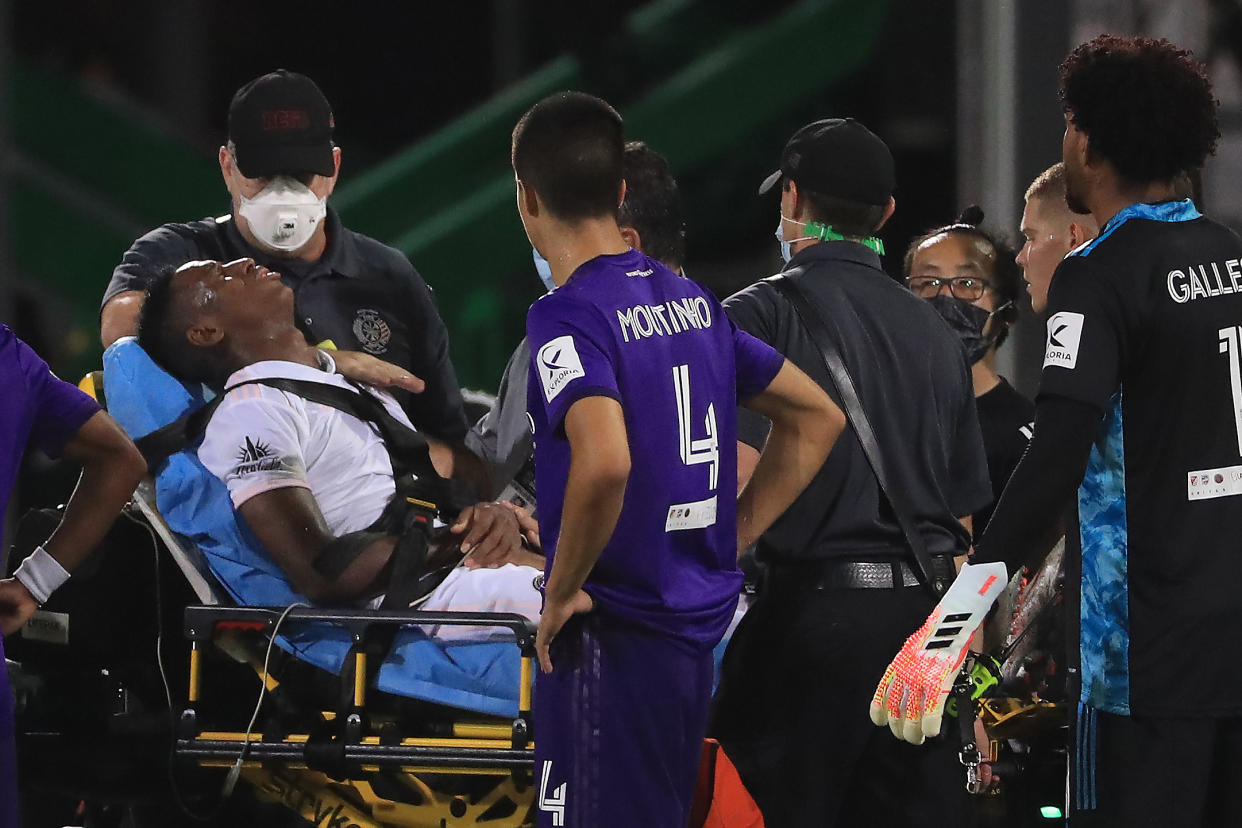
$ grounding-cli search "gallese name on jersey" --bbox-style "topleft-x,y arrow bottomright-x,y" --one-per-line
615,296 -> 714,343
1166,258 -> 1242,304
1043,311 -> 1085,369
537,335 -> 585,403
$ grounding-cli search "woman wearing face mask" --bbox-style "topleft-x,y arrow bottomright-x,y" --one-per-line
904,207 -> 1032,542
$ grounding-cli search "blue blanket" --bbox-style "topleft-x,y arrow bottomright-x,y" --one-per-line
102,339 -> 524,717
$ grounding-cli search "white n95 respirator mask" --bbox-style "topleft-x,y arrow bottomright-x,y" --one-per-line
238,176 -> 327,252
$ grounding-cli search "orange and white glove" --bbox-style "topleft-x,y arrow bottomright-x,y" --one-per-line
869,562 -> 1007,744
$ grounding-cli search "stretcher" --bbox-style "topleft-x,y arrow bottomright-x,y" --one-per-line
10,341 -> 746,826
6,342 -> 541,827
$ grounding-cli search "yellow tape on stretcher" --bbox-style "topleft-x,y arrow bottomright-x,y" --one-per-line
354,651 -> 367,707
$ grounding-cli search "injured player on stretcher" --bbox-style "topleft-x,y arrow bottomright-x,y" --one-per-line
135,257 -> 543,636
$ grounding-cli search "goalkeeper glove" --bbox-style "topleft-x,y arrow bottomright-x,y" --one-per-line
869,561 -> 1007,744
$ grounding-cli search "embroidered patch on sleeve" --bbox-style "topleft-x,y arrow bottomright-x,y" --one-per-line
1044,311 -> 1085,369
537,335 -> 585,403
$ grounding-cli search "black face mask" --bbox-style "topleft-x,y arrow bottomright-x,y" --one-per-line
927,294 -> 1006,365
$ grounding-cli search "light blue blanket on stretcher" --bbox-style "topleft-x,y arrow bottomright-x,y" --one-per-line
102,338 -> 523,717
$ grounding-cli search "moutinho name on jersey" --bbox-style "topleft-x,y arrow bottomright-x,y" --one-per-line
616,297 -> 714,343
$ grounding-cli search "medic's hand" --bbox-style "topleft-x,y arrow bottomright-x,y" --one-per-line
869,562 -> 1007,744
536,589 -> 594,674
453,502 -> 522,568
0,578 -> 39,636
331,350 -> 426,394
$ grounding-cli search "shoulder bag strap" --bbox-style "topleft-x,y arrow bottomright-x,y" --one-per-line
767,270 -> 948,598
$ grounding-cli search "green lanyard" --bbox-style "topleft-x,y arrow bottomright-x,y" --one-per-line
804,221 -> 885,256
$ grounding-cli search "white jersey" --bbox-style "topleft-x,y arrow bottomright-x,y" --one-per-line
198,353 -> 402,535
198,353 -> 542,637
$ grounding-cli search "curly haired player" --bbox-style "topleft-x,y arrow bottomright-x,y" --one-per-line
882,35 -> 1240,827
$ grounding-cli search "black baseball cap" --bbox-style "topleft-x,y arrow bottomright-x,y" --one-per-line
227,70 -> 335,179
758,118 -> 895,205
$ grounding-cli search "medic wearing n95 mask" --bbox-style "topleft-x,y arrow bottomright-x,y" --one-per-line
221,69 -> 337,259
100,69 -> 477,448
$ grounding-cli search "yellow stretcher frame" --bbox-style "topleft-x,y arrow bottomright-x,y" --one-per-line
178,605 -> 539,828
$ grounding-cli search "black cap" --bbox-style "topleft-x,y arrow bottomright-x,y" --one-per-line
227,70 -> 335,179
758,118 -> 894,205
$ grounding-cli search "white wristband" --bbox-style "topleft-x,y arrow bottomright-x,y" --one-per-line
14,545 -> 71,605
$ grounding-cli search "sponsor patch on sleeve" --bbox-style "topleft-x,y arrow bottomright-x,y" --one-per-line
537,335 -> 585,403
228,436 -> 288,478
1043,311 -> 1085,369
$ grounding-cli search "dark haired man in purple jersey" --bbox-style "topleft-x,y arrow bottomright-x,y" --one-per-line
512,91 -> 844,828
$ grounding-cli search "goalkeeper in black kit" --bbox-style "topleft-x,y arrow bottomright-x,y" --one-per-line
873,35 -> 1242,828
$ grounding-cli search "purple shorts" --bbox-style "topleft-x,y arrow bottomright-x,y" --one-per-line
534,612 -> 713,828
0,636 -> 18,828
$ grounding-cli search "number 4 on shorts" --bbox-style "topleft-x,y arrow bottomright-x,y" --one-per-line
538,760 -> 567,826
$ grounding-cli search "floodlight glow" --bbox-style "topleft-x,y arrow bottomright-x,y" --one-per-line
1040,805 -> 1063,819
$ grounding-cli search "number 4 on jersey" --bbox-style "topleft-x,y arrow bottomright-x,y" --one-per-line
672,364 -> 719,491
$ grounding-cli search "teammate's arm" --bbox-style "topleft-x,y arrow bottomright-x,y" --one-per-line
0,410 -> 147,634
976,255 -> 1117,568
737,361 -> 844,553
534,395 -> 629,672
973,395 -> 1099,568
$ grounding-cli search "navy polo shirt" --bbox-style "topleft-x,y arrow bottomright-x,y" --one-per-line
103,207 -> 469,442
726,240 -> 990,563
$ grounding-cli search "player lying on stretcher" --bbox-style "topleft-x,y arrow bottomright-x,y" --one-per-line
136,257 -> 542,634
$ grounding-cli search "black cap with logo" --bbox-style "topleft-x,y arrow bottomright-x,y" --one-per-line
228,69 -> 336,179
758,118 -> 895,206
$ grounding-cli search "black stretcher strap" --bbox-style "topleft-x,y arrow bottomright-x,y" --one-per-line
136,375 -> 460,606
133,396 -> 225,470
768,271 -> 948,599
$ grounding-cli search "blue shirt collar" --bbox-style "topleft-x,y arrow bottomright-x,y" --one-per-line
1077,199 -> 1201,257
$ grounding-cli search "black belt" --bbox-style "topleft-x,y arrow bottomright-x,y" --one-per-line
767,555 -> 957,591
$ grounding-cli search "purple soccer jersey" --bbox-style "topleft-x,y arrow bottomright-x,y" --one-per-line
0,325 -> 101,828
526,249 -> 784,649
0,326 -> 101,527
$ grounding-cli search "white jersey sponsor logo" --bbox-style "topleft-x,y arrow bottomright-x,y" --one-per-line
1043,311 -> 1085,369
537,335 -> 585,403
230,436 -> 285,477
538,760 -> 567,826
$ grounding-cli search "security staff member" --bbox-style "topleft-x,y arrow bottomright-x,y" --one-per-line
709,118 -> 991,828
973,36 -> 1242,827
99,70 -> 470,444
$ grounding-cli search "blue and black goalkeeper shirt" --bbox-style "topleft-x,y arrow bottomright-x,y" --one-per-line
1039,200 -> 1242,717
